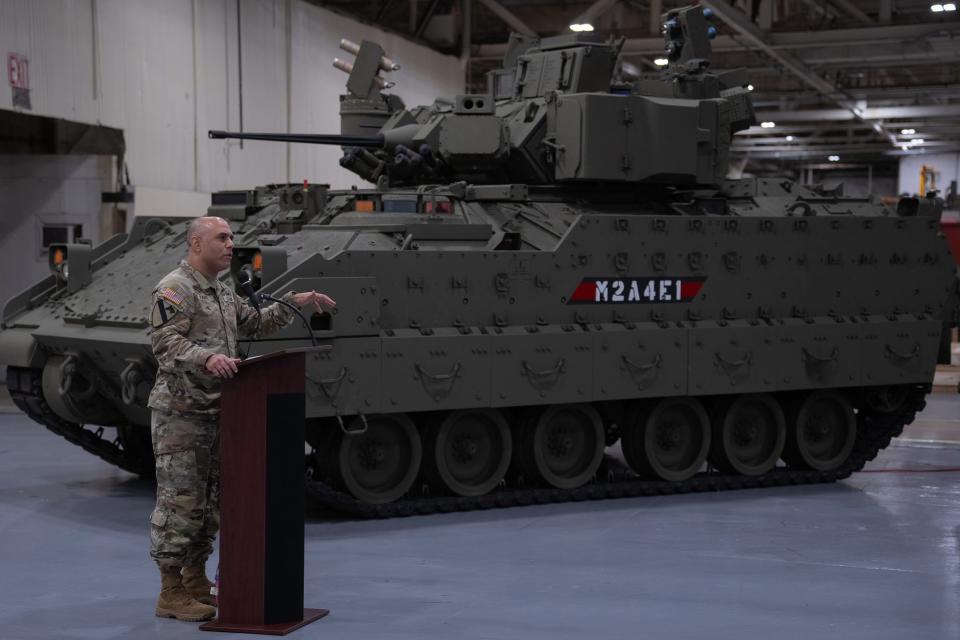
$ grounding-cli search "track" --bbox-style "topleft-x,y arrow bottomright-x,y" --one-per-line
6,367 -> 154,476
7,366 -> 925,519
303,389 -> 922,518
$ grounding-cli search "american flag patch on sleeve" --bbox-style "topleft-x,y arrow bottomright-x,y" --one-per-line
159,287 -> 185,306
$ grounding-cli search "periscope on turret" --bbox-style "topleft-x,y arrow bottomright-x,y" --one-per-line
1,5 -> 958,516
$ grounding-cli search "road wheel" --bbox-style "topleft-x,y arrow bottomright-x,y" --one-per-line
423,409 -> 511,497
783,391 -> 856,471
709,394 -> 785,476
622,397 -> 710,482
335,414 -> 422,504
517,404 -> 604,489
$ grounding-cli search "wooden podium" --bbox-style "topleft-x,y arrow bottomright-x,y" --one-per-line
200,348 -> 330,635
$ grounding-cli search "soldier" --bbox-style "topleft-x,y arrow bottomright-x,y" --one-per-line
147,216 -> 335,622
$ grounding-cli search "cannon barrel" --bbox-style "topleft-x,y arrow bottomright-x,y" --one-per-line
208,130 -> 384,147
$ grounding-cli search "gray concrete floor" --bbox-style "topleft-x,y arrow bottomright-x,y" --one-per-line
0,394 -> 959,640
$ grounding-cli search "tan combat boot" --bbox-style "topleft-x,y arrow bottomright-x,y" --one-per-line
182,564 -> 216,606
155,565 -> 216,622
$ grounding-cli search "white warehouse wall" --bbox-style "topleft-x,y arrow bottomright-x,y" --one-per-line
898,152 -> 960,198
0,0 -> 464,192
0,155 -> 105,308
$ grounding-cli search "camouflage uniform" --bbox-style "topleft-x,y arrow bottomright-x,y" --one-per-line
148,259 -> 296,568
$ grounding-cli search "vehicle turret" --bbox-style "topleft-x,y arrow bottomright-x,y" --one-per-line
210,5 -> 753,188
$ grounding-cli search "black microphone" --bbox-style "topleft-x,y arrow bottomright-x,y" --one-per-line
238,265 -> 261,312
237,266 -> 317,348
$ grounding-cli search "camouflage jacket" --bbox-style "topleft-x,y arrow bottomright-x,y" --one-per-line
147,260 -> 297,415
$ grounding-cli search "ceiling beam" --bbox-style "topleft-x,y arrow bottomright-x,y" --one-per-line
754,104 -> 960,122
473,22 -> 960,58
828,0 -> 874,24
634,50 -> 959,77
731,142 -> 960,158
476,0 -> 537,37
801,51 -> 960,68
703,40 -> 960,68
766,22 -> 958,48
796,0 -> 842,21
738,124 -> 960,136
732,144 -> 960,153
709,53 -> 960,71
749,83 -> 960,101
700,0 -> 897,145
375,0 -> 398,23
415,0 -> 442,38
736,134 -> 955,145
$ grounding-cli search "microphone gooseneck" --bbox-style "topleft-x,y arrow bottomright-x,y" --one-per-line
260,294 -> 318,348
235,269 -> 317,347
238,266 -> 262,312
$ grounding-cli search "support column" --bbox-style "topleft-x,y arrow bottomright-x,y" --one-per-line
758,0 -> 773,30
461,0 -> 471,91
649,0 -> 663,35
461,0 -> 471,62
879,0 -> 892,23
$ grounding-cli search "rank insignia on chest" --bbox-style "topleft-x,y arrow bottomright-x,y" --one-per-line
151,298 -> 180,328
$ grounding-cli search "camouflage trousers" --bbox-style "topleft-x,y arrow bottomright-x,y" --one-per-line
149,409 -> 220,569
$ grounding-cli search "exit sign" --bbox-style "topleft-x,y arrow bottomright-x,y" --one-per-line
8,52 -> 31,109
8,53 -> 28,89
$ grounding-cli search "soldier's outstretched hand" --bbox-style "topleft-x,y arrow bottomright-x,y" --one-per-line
291,290 -> 337,314
205,353 -> 241,378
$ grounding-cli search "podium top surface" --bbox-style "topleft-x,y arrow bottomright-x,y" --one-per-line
237,345 -> 332,369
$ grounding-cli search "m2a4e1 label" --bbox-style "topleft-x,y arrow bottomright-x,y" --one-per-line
567,277 -> 707,304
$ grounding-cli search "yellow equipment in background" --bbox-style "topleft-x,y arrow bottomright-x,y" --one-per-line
920,164 -> 938,196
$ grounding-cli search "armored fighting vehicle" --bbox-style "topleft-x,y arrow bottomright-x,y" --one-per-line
3,6 -> 958,517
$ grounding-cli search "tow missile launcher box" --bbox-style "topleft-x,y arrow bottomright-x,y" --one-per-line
2,6 -> 958,516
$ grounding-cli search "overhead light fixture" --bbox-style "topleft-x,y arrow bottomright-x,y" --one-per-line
931,3 -> 944,10
828,155 -> 840,162
569,0 -> 618,34
786,135 -> 794,141
945,2 -> 958,9
910,138 -> 925,145
654,58 -> 669,66
760,121 -> 776,128
747,84 -> 754,91
901,128 -> 916,135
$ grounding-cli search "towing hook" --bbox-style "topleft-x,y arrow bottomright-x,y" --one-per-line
57,355 -> 77,396
56,354 -> 98,401
120,361 -> 144,406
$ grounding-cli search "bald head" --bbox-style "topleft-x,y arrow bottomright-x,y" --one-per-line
186,216 -> 235,278
187,216 -> 229,248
